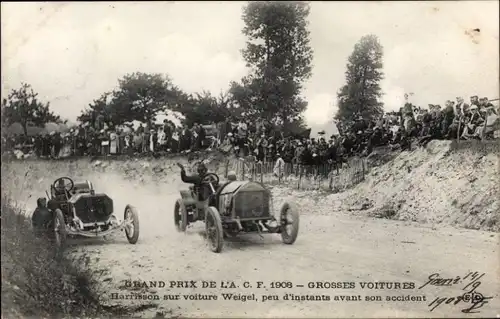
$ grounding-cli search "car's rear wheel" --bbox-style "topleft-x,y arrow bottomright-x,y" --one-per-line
124,205 -> 140,244
53,209 -> 67,253
280,202 -> 299,244
174,199 -> 188,232
205,206 -> 223,253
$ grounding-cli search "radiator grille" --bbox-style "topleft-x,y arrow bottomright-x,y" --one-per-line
233,191 -> 270,219
74,195 -> 113,223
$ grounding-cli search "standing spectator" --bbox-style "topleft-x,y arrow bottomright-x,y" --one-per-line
180,125 -> 192,152
158,126 -> 167,152
34,133 -> 43,157
133,130 -> 142,154
99,130 -> 109,156
109,129 -> 118,155
481,106 -> 499,139
52,132 -> 62,159
149,129 -> 157,153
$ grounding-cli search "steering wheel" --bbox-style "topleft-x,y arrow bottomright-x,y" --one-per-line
202,173 -> 219,186
53,177 -> 74,193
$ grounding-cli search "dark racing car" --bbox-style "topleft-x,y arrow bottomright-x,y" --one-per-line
174,170 -> 299,253
34,176 -> 140,250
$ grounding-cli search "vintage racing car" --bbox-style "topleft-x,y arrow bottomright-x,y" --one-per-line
174,172 -> 299,253
42,177 -> 140,249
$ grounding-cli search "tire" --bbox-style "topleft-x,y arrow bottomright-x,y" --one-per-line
174,199 -> 188,232
280,202 -> 299,245
205,206 -> 224,253
53,209 -> 67,254
124,205 -> 140,244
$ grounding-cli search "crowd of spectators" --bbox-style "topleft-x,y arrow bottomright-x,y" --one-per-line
2,95 -> 498,177
2,119 -> 213,159
219,96 -> 499,172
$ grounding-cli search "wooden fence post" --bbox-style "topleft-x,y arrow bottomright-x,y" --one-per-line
481,118 -> 487,141
297,166 -> 302,190
252,162 -> 256,181
242,160 -> 246,180
278,163 -> 282,184
259,162 -> 264,184
361,159 -> 365,181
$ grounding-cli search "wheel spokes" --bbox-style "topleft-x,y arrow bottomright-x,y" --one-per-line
125,210 -> 134,234
281,210 -> 295,235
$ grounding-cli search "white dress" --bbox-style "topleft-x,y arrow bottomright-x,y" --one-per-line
109,133 -> 117,154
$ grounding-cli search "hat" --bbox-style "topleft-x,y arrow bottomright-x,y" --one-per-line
357,131 -> 362,134
227,133 -> 233,137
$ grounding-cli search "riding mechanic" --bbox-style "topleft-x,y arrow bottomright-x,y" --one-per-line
32,197 -> 53,239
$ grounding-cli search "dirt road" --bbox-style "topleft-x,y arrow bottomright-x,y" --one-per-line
68,173 -> 499,318
4,161 -> 499,318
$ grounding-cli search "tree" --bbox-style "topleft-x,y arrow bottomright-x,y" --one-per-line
335,34 -> 384,123
174,90 -> 233,127
111,72 -> 179,124
1,83 -> 62,135
234,1 -> 313,130
77,92 -> 114,128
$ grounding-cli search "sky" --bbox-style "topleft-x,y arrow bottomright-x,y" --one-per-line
1,1 -> 499,131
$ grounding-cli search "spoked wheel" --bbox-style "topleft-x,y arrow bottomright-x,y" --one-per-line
174,199 -> 188,232
124,205 -> 140,244
205,206 -> 223,253
280,202 -> 300,244
53,209 -> 67,255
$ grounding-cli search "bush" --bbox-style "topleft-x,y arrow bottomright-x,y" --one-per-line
1,195 -> 109,318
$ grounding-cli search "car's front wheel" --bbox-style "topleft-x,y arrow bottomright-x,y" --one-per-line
53,209 -> 67,255
124,205 -> 140,244
279,202 -> 300,245
205,206 -> 223,253
174,199 -> 188,232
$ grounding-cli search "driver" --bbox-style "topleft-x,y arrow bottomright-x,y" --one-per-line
54,179 -> 70,200
177,162 -> 213,201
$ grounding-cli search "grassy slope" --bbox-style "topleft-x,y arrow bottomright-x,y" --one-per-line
1,197 -> 107,318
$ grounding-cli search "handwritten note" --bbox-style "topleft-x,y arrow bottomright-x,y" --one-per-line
419,271 -> 493,313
